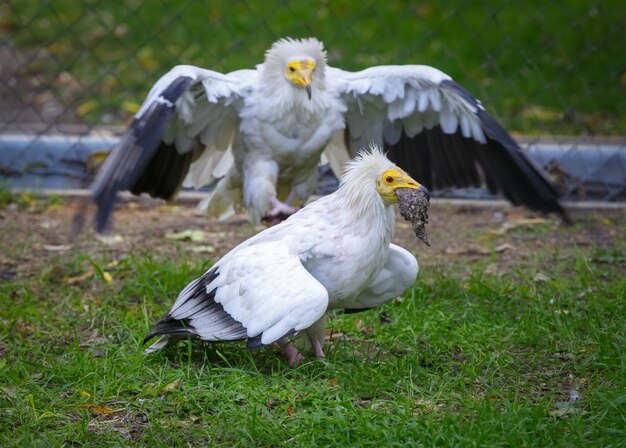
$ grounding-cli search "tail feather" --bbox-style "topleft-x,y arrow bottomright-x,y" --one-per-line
143,317 -> 195,353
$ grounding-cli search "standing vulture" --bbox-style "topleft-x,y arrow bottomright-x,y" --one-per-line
90,37 -> 568,231
144,148 -> 425,365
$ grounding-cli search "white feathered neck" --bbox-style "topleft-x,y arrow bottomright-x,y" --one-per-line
333,147 -> 397,236
258,37 -> 328,110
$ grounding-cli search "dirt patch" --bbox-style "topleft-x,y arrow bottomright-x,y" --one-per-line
1,197 -> 624,280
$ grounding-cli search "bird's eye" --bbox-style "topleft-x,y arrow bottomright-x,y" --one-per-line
289,67 -> 296,72
385,176 -> 394,184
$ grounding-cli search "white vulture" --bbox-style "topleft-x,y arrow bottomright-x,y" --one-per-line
90,37 -> 568,231
143,148 -> 425,365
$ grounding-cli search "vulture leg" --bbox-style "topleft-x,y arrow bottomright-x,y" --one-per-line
305,317 -> 327,359
278,337 -> 304,368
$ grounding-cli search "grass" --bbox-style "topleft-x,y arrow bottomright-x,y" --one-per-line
1,201 -> 625,446
3,0 -> 625,135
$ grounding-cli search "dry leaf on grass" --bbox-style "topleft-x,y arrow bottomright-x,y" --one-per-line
66,270 -> 94,285
43,244 -> 73,252
95,234 -> 125,246
190,245 -> 216,254
162,379 -> 182,394
80,404 -> 117,415
165,229 -> 207,242
533,273 -> 551,283
489,218 -> 549,236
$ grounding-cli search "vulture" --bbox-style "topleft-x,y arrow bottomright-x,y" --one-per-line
90,37 -> 568,231
144,148 -> 424,365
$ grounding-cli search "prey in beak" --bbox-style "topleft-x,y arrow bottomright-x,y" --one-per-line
396,185 -> 431,246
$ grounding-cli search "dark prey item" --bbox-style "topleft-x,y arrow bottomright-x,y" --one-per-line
396,187 -> 430,246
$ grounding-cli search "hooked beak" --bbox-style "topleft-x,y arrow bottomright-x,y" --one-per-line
393,175 -> 430,201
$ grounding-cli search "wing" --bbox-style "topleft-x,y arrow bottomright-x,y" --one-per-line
90,65 -> 254,232
144,242 -> 329,351
326,65 -> 569,221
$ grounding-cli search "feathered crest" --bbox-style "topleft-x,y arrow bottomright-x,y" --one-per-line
340,145 -> 394,188
266,37 -> 326,64
263,37 -> 327,80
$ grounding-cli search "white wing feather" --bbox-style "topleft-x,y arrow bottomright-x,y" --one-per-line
173,242 -> 329,346
325,65 -> 484,156
135,65 -> 254,188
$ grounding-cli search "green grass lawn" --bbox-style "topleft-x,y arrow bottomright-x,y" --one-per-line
4,0 -> 625,134
1,192 -> 625,446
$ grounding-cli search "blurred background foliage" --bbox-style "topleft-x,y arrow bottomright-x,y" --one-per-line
2,0 -> 625,135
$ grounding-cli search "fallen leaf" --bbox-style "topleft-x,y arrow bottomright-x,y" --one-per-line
95,234 -> 124,246
66,270 -> 94,285
165,229 -> 207,242
80,404 -> 117,415
483,263 -> 499,276
39,220 -> 57,230
80,390 -> 91,398
190,245 -> 216,254
44,244 -> 73,252
494,243 -> 515,253
534,273 -> 551,283
445,245 -> 490,256
102,272 -> 113,284
287,406 -> 294,416
490,218 -> 549,236
1,386 -> 18,399
355,320 -> 372,334
329,378 -> 337,387
162,379 -> 182,394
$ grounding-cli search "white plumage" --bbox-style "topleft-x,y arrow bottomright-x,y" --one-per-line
90,37 -> 567,232
143,148 -> 423,365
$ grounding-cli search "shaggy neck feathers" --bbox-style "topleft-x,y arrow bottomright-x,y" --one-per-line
333,147 -> 397,238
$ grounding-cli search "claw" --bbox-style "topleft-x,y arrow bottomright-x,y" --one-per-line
262,196 -> 299,226
311,338 -> 325,359
269,197 -> 297,217
278,338 -> 303,368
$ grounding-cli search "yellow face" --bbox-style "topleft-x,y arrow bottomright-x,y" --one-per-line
375,168 -> 423,204
284,59 -> 315,97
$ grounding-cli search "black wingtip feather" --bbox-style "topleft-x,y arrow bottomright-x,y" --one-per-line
384,79 -> 570,223
89,75 -> 195,233
143,317 -> 195,345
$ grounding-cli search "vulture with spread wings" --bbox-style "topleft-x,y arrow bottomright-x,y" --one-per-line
90,37 -> 567,231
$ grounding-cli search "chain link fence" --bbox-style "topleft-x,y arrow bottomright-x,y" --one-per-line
1,0 -> 625,200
